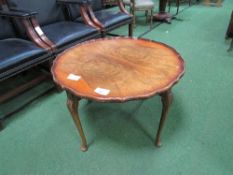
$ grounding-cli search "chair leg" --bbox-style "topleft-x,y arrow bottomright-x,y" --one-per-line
168,0 -> 171,12
145,10 -> 148,23
101,31 -> 106,38
133,9 -> 136,28
150,9 -> 153,29
176,0 -> 180,15
228,39 -> 233,52
0,119 -> 4,131
128,22 -> 133,37
189,0 -> 191,6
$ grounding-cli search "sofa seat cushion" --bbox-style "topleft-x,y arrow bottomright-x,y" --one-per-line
89,10 -> 132,28
41,21 -> 99,48
0,38 -> 47,74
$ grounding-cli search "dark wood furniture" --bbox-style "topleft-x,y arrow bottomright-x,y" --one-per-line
0,0 -> 101,129
6,0 -> 101,54
226,11 -> 233,51
0,119 -> 3,131
52,37 -> 185,152
153,0 -> 173,23
168,0 -> 192,15
68,0 -> 133,37
154,0 -> 200,22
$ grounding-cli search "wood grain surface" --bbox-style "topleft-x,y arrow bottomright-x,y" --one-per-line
52,37 -> 184,102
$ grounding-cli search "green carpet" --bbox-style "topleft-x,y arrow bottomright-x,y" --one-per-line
1,1 -> 233,175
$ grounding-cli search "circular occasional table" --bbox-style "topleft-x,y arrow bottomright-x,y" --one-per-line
52,37 -> 185,152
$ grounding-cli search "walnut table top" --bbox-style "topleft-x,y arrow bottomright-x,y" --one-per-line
52,37 -> 184,102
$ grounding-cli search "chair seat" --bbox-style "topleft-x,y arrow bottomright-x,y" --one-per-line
0,38 -> 47,75
41,21 -> 99,49
123,0 -> 154,9
123,0 -> 131,5
89,10 -> 132,28
134,0 -> 154,9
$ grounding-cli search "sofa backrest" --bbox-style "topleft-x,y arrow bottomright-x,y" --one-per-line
0,17 -> 16,40
7,0 -> 66,26
67,4 -> 81,21
92,0 -> 103,11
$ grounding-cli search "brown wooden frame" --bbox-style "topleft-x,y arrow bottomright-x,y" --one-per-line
0,1 -> 55,129
0,0 -> 103,130
3,1 -> 101,50
83,0 -> 133,37
0,0 -> 53,50
52,37 -> 185,151
125,0 -> 154,29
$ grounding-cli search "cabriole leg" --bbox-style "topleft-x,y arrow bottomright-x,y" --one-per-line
66,91 -> 88,152
155,89 -> 173,147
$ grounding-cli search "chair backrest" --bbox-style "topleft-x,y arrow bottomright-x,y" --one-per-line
0,17 -> 16,40
68,0 -> 103,20
67,4 -> 81,21
7,0 -> 66,26
92,0 -> 103,11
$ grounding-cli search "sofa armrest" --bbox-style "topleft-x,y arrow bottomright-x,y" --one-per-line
0,9 -> 37,18
0,9 -> 54,50
117,0 -> 131,15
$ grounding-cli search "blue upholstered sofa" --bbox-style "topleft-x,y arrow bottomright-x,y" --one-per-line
0,0 -> 132,130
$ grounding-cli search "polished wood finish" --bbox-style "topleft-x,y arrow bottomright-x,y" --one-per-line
52,37 -> 185,151
22,19 -> 52,50
52,37 -> 184,102
79,5 -> 100,30
117,0 -> 131,15
30,18 -> 56,50
67,92 -> 88,151
85,0 -> 133,37
156,89 -> 173,146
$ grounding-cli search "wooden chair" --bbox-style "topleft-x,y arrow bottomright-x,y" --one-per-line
67,0 -> 133,37
6,0 -> 101,54
0,1 -> 53,129
0,0 -> 101,130
123,0 -> 154,28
